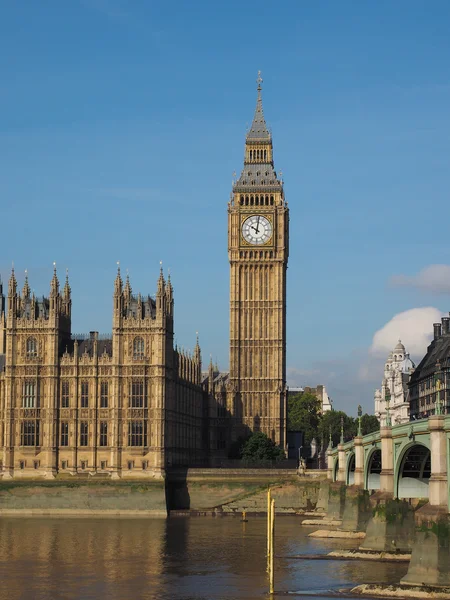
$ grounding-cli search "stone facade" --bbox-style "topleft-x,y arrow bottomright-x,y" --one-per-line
374,340 -> 415,425
227,74 -> 289,448
288,385 -> 333,414
0,267 -> 206,479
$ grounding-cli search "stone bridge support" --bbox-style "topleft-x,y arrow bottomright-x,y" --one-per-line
402,415 -> 450,587
379,426 -> 393,494
354,436 -> 364,487
361,424 -> 416,553
337,443 -> 346,483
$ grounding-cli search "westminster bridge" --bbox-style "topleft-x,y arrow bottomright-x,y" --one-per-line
324,413 -> 450,587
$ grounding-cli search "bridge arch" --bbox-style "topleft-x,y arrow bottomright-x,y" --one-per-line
365,447 -> 381,491
396,442 -> 430,499
346,452 -> 355,485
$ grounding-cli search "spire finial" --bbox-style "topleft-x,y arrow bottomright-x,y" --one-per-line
22,269 -> 30,298
257,70 -> 263,92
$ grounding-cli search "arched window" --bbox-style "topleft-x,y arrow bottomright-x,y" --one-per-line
249,150 -> 253,160
264,150 -> 267,160
133,337 -> 145,359
26,337 -> 37,358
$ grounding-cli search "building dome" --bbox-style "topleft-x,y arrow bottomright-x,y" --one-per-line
399,353 -> 415,374
394,340 -> 405,353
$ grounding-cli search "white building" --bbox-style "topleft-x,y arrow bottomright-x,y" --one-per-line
374,340 -> 415,425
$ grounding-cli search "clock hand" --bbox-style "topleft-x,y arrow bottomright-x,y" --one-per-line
255,216 -> 260,233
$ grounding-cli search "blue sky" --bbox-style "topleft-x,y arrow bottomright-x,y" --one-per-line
1,0 -> 450,413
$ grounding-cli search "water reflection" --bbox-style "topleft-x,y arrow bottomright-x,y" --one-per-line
0,517 -> 408,600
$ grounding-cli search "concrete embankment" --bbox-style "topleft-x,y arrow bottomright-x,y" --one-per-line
0,470 -> 326,516
167,468 -> 326,513
0,479 -> 167,516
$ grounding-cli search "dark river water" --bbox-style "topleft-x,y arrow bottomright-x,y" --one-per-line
0,516 -> 408,600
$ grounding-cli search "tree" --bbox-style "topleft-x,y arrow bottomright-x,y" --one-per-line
360,414 -> 379,435
287,391 -> 321,443
317,410 -> 356,447
241,432 -> 285,462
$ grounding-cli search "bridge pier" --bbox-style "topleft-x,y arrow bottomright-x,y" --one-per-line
337,442 -> 346,482
361,425 -> 416,552
401,415 -> 450,587
354,435 -> 364,487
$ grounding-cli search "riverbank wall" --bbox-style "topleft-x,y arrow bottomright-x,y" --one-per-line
0,470 -> 326,516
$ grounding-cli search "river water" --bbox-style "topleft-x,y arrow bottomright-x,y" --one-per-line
0,516 -> 408,600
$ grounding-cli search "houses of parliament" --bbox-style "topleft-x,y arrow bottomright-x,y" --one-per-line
0,75 -> 289,478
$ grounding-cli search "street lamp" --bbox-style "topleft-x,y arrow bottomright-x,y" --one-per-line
340,415 -> 344,444
357,404 -> 362,436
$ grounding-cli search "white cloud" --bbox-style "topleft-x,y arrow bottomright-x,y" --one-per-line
390,264 -> 450,294
369,307 -> 443,358
288,307 -> 445,414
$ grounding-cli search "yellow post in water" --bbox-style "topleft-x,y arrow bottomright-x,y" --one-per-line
267,487 -> 271,570
269,498 -> 275,594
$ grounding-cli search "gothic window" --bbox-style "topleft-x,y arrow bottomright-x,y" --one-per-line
61,380 -> 69,408
270,196 -> 274,205
80,422 -> 88,446
130,380 -> 146,408
128,421 -> 147,447
133,337 -> 145,359
264,150 -> 267,160
22,381 -> 36,408
100,381 -> 108,408
60,422 -> 69,446
81,382 -> 89,408
99,422 -> 108,447
21,421 -> 39,446
249,150 -> 253,160
26,337 -> 37,358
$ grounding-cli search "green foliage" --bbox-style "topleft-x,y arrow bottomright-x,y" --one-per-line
318,411 -> 355,446
241,432 -> 285,462
287,389 -> 380,446
360,414 -> 380,436
288,392 -> 321,443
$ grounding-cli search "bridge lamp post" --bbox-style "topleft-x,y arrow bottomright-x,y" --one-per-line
357,404 -> 362,436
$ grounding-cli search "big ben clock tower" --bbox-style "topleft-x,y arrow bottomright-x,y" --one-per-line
228,73 -> 289,449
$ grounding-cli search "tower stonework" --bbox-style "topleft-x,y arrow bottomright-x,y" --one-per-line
228,75 -> 289,448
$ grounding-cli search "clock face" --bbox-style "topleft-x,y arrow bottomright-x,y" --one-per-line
242,215 -> 273,245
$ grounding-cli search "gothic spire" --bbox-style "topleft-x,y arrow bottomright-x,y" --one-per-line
124,271 -> 132,298
157,262 -> 165,294
114,262 -> 123,294
22,269 -> 30,298
8,266 -> 17,296
63,268 -> 71,299
50,263 -> 59,296
246,71 -> 271,142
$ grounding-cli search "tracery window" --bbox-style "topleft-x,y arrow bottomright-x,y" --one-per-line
61,380 -> 69,408
100,382 -> 108,408
22,381 -> 37,408
99,422 -> 108,447
81,382 -> 89,408
60,422 -> 69,446
80,422 -> 88,446
26,337 -> 37,358
21,421 -> 39,446
130,380 -> 146,408
128,421 -> 147,447
133,337 -> 145,359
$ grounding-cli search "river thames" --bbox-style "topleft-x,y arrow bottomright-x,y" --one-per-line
0,516 -> 408,599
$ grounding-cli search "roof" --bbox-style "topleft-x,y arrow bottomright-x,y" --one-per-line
64,336 -> 113,358
233,162 -> 282,193
409,335 -> 450,383
246,82 -> 271,142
